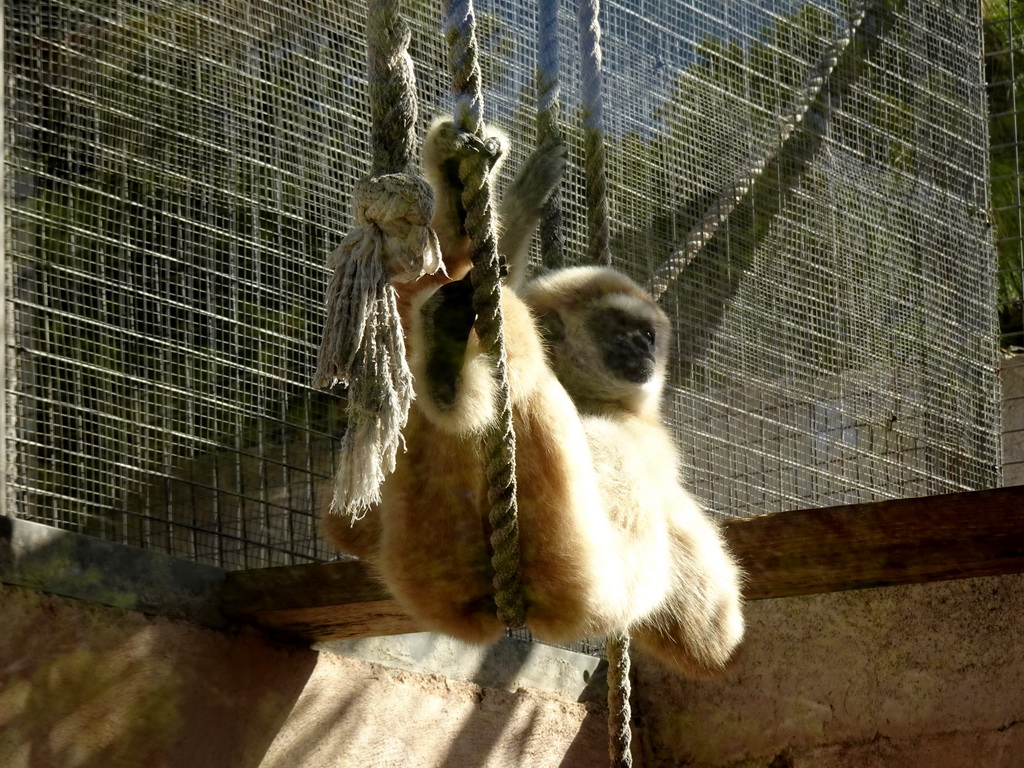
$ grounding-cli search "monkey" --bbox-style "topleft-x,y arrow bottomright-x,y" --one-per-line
322,119 -> 744,676
518,266 -> 744,674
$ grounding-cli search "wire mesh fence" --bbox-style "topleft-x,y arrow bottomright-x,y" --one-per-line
3,0 -> 1001,573
984,0 -> 1024,351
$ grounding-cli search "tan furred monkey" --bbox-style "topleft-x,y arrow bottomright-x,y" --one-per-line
323,119 -> 743,676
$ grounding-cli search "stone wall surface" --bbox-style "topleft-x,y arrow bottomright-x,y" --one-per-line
4,571 -> 1023,768
633,573 -> 1024,767
0,583 -> 605,768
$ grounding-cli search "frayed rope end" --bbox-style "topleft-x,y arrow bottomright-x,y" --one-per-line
315,171 -> 439,517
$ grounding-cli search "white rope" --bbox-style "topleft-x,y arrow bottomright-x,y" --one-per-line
315,0 -> 441,519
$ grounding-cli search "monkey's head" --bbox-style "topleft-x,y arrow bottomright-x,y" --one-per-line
521,266 -> 671,417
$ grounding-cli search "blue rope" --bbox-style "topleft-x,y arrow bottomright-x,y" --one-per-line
537,0 -> 565,270
578,0 -> 633,764
578,0 -> 611,266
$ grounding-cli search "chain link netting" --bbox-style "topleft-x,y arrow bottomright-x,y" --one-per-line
984,0 -> 1024,351
3,0 -> 1000,580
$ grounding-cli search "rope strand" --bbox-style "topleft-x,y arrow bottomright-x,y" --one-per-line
443,0 -> 526,630
366,2 -> 419,175
315,0 -> 439,519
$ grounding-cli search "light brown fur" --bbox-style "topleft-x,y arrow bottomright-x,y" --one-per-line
322,121 -> 743,674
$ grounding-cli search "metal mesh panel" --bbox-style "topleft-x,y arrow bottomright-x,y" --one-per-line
985,0 -> 1024,350
4,0 -> 1000,572
649,1 -> 1002,515
4,0 -> 386,567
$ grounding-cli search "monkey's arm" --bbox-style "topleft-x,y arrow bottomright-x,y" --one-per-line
420,119 -> 508,278
499,139 -> 567,290
583,414 -> 744,675
419,119 -> 566,290
417,273 -> 477,412
408,118 -> 563,431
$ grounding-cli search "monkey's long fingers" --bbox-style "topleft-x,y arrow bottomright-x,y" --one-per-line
430,119 -> 507,173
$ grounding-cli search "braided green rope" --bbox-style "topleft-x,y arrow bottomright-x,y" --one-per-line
648,0 -> 870,301
606,633 -> 633,768
366,2 -> 419,175
578,0 -> 611,267
443,0 -> 526,630
314,0 -> 440,519
537,0 -> 565,270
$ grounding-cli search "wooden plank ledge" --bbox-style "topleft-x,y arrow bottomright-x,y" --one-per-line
728,485 -> 1024,599
220,558 -> 419,642
219,485 -> 1024,641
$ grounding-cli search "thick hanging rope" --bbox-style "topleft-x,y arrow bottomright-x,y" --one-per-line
648,0 -> 870,301
314,0 -> 441,519
443,0 -> 526,630
537,0 -> 565,270
578,0 -> 634,762
578,0 -> 611,267
606,633 -> 634,768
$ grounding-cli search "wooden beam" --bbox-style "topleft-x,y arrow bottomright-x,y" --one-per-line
726,485 -> 1024,599
220,486 -> 1024,641
219,559 -> 419,642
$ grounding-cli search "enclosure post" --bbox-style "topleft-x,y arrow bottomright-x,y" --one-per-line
1,1 -> 8,522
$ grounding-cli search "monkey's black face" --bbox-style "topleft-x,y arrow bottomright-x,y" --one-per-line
586,307 -> 659,384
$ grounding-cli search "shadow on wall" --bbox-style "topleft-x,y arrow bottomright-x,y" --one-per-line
0,577 -> 317,768
256,645 -> 607,768
0,524 -> 606,768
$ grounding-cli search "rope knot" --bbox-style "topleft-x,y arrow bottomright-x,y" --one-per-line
354,173 -> 442,283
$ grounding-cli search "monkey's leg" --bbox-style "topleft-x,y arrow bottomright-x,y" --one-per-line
630,518 -> 745,677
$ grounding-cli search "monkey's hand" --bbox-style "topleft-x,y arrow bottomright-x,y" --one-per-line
423,119 -> 509,280
419,272 -> 477,412
503,137 -> 566,216
500,137 -> 568,289
424,119 -> 508,197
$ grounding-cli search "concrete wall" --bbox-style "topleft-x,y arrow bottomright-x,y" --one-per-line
634,574 -> 1024,767
0,581 -> 605,768
4,571 -> 1024,768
